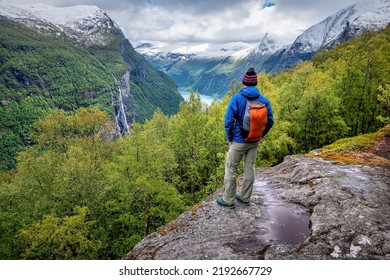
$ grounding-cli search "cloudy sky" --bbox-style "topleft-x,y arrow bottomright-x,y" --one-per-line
9,0 -> 361,45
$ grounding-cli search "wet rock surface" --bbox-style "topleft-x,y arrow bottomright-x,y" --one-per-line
124,155 -> 390,260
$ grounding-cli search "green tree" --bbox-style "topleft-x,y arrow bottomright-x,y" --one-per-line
200,97 -> 229,194
0,181 -> 27,258
377,84 -> 390,125
31,107 -> 112,152
0,107 -> 115,259
168,91 -> 210,202
19,206 -> 102,260
314,27 -> 390,135
95,111 -> 186,258
256,74 -> 295,165
277,63 -> 347,152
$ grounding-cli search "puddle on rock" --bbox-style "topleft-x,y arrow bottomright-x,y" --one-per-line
264,204 -> 311,245
253,180 -> 311,246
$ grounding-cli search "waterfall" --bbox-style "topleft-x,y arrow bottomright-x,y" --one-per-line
113,71 -> 130,135
116,84 -> 130,133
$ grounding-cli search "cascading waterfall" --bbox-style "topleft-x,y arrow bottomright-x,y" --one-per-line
113,71 -> 130,135
116,84 -> 130,133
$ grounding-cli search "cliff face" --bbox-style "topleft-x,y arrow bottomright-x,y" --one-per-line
124,155 -> 390,260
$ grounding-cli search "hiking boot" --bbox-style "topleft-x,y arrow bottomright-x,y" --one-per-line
216,197 -> 235,209
235,193 -> 250,206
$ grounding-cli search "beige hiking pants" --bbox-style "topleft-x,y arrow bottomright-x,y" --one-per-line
222,141 -> 260,204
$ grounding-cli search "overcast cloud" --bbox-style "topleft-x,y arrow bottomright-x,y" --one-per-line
9,0 -> 360,44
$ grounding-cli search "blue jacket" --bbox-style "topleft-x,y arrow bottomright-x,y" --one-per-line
224,86 -> 274,143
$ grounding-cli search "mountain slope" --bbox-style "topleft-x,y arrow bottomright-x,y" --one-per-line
267,0 -> 390,72
136,35 -> 287,97
0,3 -> 121,46
0,3 -> 183,170
134,41 -> 252,93
190,34 -> 288,97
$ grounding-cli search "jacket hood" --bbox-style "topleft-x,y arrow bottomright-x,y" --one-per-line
239,86 -> 260,99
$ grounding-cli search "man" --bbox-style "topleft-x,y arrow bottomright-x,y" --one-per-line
217,67 -> 274,209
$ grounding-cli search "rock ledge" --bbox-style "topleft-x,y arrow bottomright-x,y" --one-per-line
124,155 -> 390,260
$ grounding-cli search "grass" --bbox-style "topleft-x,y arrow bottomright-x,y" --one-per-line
308,125 -> 390,167
323,132 -> 380,152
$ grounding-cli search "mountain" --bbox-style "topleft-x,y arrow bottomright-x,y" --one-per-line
0,3 -> 121,46
135,35 -> 287,97
135,41 -> 253,62
135,41 -> 253,93
0,3 -> 183,170
136,0 -> 390,96
261,0 -> 390,72
189,34 -> 288,97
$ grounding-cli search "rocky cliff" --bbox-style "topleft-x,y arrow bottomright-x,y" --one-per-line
124,154 -> 390,260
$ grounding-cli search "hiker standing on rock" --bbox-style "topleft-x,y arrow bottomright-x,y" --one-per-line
217,67 -> 274,209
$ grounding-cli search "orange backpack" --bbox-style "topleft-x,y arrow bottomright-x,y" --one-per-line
241,98 -> 268,142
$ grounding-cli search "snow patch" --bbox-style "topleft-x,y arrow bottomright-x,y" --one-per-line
292,0 -> 390,53
0,3 -> 122,46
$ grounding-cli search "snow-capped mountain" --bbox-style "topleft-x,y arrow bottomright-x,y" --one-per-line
186,34 -> 289,97
268,0 -> 390,72
135,34 -> 287,67
135,34 -> 287,96
135,40 -> 256,74
134,41 -> 259,91
135,41 -> 254,61
0,3 -> 122,46
229,34 -> 288,62
298,0 -> 389,52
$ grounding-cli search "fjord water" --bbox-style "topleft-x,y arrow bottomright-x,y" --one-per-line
179,90 -> 220,106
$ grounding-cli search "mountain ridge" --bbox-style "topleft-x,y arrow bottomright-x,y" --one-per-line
0,3 -> 122,46
270,0 -> 390,72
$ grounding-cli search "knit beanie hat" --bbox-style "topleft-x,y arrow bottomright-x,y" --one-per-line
242,67 -> 258,86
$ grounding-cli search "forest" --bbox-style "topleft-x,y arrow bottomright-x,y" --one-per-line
0,25 -> 389,259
